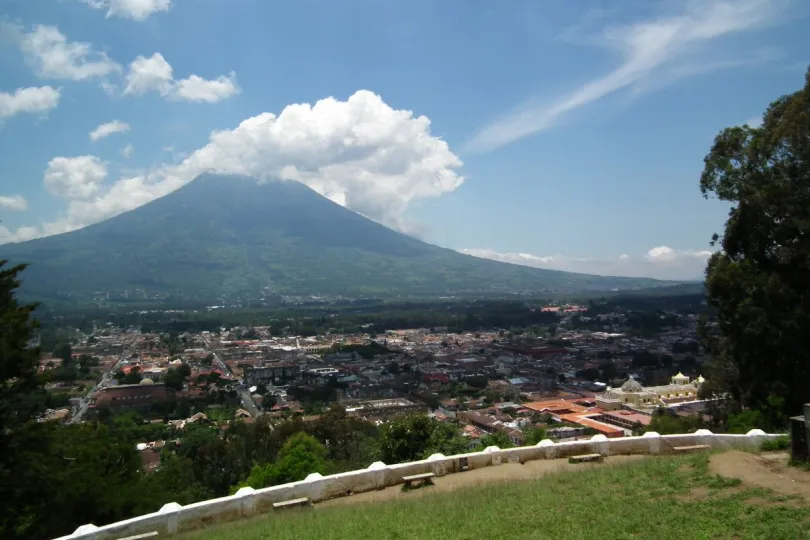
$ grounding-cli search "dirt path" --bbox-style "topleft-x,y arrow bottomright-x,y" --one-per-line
319,455 -> 646,507
710,451 -> 810,500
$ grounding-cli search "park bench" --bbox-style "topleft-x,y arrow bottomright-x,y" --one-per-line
569,453 -> 603,463
402,472 -> 435,488
272,497 -> 311,510
673,444 -> 711,453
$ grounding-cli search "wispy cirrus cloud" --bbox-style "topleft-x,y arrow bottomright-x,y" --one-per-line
89,120 -> 130,141
465,0 -> 793,153
460,246 -> 714,280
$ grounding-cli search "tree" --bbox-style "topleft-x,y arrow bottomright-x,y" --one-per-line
479,431 -> 514,449
177,362 -> 191,378
262,393 -> 278,410
53,343 -> 73,366
379,414 -> 466,464
0,261 -> 43,433
308,405 -> 380,471
699,68 -> 810,427
1,421 -> 142,539
121,366 -> 143,385
522,426 -> 547,445
164,367 -> 185,391
239,432 -> 330,489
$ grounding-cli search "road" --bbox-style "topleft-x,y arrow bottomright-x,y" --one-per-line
209,348 -> 261,418
68,333 -> 139,424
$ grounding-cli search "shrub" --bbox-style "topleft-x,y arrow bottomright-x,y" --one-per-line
761,436 -> 790,452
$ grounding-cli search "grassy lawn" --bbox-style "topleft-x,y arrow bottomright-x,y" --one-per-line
178,454 -> 810,540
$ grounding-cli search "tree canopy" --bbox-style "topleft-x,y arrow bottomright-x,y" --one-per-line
0,260 -> 42,433
700,68 -> 810,426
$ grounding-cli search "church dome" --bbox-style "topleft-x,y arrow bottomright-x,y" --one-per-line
139,378 -> 155,385
620,378 -> 644,393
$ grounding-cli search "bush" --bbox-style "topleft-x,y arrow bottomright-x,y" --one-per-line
761,436 -> 790,452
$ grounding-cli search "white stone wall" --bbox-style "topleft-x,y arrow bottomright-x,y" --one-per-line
54,429 -> 783,540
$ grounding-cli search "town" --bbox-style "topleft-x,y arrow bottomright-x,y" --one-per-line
37,298 -> 713,471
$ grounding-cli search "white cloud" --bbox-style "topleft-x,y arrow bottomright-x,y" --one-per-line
20,25 -> 121,81
0,86 -> 61,119
3,90 -> 463,241
460,246 -> 714,280
465,0 -> 791,153
44,156 -> 108,199
173,73 -> 239,103
123,53 -> 239,102
0,195 -> 28,211
121,144 -> 134,158
123,53 -> 173,96
79,0 -> 172,20
89,120 -> 130,141
644,245 -> 713,264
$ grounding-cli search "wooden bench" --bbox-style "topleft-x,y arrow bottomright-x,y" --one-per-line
402,472 -> 435,488
272,497 -> 311,510
673,444 -> 711,453
569,453 -> 603,463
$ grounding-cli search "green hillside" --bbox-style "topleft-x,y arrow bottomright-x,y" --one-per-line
0,174 -> 667,302
178,454 -> 809,540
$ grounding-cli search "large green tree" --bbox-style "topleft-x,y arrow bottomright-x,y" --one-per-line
699,68 -> 810,427
0,261 -> 42,433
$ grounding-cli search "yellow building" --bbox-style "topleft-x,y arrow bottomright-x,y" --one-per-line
596,372 -> 705,410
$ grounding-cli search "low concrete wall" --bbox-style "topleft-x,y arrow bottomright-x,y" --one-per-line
55,429 -> 783,540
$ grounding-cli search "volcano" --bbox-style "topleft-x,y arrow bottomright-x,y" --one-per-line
0,174 -> 665,302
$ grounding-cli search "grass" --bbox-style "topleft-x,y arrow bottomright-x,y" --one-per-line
761,436 -> 791,452
177,454 -> 810,540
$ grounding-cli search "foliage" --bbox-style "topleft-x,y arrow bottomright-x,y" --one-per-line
522,426 -> 547,445
761,436 -> 790,452
52,342 -> 73,365
379,414 -> 468,464
309,405 -> 380,471
0,421 -> 142,539
0,260 -> 43,433
699,68 -> 810,427
239,433 -> 330,490
725,410 -> 766,434
479,431 -> 515,449
164,365 -> 189,391
646,409 -> 706,435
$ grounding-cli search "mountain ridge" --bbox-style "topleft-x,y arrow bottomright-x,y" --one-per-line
0,174 -> 669,302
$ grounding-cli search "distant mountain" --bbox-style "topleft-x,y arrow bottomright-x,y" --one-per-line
0,174 -> 668,302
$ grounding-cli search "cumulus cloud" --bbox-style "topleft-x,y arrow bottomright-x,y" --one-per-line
89,120 -> 130,141
2,90 -> 463,242
121,144 -> 134,158
44,156 -> 108,199
460,246 -> 714,280
79,0 -> 172,20
173,73 -> 240,103
465,0 -> 791,152
123,53 -> 239,102
0,86 -> 61,119
123,53 -> 173,96
20,25 -> 121,81
0,195 -> 28,211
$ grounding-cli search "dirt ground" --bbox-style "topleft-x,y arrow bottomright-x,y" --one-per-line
709,451 -> 810,500
319,455 -> 646,507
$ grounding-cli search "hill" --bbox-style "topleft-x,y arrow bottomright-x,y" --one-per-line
0,174 -> 667,302
175,453 -> 808,540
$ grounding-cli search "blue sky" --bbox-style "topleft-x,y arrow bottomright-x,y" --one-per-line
0,0 -> 807,279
